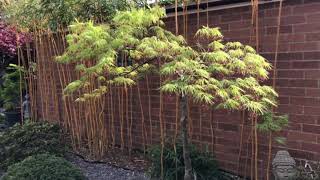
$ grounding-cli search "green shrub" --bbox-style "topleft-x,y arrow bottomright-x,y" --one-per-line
0,113 -> 5,124
2,153 -> 86,180
147,141 -> 226,180
0,121 -> 67,169
0,65 -> 25,111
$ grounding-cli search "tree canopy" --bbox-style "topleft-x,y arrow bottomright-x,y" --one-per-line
2,0 -> 139,30
57,6 -> 277,114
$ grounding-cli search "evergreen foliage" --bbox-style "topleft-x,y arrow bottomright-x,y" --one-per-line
2,153 -> 86,180
257,112 -> 288,144
0,121 -> 67,169
148,142 -> 225,180
0,64 -> 25,111
0,113 -> 5,124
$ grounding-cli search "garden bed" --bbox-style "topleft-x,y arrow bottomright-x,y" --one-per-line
68,153 -> 148,180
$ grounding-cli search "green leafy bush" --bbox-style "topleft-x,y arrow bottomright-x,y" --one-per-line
0,113 -> 5,124
147,142 -> 226,180
2,153 -> 86,180
0,64 -> 24,111
4,0 -> 133,30
0,121 -> 67,169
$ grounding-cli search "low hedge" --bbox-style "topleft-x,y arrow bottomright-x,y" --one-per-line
2,153 -> 86,180
0,121 -> 67,169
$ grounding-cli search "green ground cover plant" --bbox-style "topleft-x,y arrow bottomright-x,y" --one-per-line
0,121 -> 67,169
2,153 -> 86,180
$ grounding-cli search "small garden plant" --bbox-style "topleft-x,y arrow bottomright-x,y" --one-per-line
0,64 -> 24,112
148,142 -> 225,180
2,153 -> 86,180
0,121 -> 67,169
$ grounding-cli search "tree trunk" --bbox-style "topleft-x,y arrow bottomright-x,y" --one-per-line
180,95 -> 193,180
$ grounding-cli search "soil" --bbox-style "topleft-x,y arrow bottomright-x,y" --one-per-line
67,148 -> 151,180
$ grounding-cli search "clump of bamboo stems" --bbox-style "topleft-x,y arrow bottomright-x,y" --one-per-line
23,28 -> 112,159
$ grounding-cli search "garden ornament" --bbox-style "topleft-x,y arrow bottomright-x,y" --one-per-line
22,94 -> 31,120
272,150 -> 297,180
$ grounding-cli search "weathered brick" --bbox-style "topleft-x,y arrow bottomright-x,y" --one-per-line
291,42 -> 319,52
289,149 -> 315,160
218,123 -> 239,132
278,96 -> 290,104
291,97 -> 320,106
292,61 -> 320,69
306,88 -> 320,97
266,25 -> 293,34
297,114 -> 319,125
288,79 -> 318,87
304,107 -> 320,115
301,142 -> 320,153
277,104 -> 304,114
293,3 -> 320,14
277,87 -> 305,96
220,14 -> 242,22
306,33 -> 320,41
278,52 -> 303,60
305,70 -> 320,79
264,7 -> 292,17
294,23 -> 320,33
282,15 -> 306,25
287,131 -> 317,143
304,52 -> 320,60
277,70 -> 304,78
303,124 -> 320,134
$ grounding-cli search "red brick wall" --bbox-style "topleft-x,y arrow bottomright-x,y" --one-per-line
163,0 -> 320,178
35,0 -> 320,179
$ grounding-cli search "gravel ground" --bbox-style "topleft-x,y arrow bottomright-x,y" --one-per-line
69,154 -> 150,180
0,156 -> 149,180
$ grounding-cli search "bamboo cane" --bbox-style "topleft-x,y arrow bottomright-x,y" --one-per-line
266,1 -> 283,179
146,76 -> 153,146
137,82 -> 146,154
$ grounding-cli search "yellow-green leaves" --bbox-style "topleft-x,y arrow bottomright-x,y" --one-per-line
194,26 -> 277,114
196,26 -> 223,40
58,7 -> 278,117
208,41 -> 224,51
64,80 -> 83,95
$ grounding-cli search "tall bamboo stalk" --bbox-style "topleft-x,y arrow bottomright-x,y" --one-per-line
174,2 -> 179,179
17,39 -> 23,124
159,59 -> 164,180
110,86 -> 115,148
267,1 -> 283,179
210,109 -> 215,152
129,87 -> 133,155
254,114 -> 258,179
146,76 -> 153,145
118,86 -> 124,150
237,111 -> 245,174
137,82 -> 146,154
